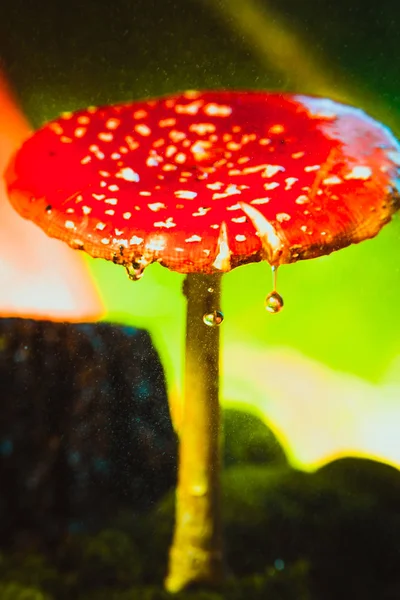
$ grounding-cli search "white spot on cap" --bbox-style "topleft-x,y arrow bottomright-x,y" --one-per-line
176,100 -> 203,115
74,127 -> 87,138
98,132 -> 113,142
116,167 -> 140,182
269,124 -> 285,134
135,124 -> 151,137
82,206 -> 92,215
77,115 -> 90,125
240,202 -> 285,264
295,195 -> 309,204
175,190 -> 197,199
207,182 -> 224,191
189,123 -> 216,135
96,222 -> 106,230
264,182 -> 280,191
344,166 -> 372,180
101,238 -> 110,245
235,234 -> 246,242
154,217 -> 176,228
129,235 -> 144,244
175,153 -> 187,164
105,118 -> 120,130
292,151 -> 305,159
285,177 -> 298,190
145,235 -> 167,251
212,222 -> 231,271
159,118 -> 176,127
250,197 -> 270,205
185,235 -> 202,242
193,207 -> 212,217
105,209 -> 115,216
65,220 -> 75,229
323,175 -> 342,185
148,202 -> 166,212
276,213 -> 291,223
204,103 -> 232,117
133,110 -> 148,119
232,216 -> 247,223
123,212 -> 132,219
212,184 -> 242,200
263,165 -> 285,178
147,156 -> 162,167
169,130 -> 186,143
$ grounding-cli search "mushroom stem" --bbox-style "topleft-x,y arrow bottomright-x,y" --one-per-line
165,272 -> 223,592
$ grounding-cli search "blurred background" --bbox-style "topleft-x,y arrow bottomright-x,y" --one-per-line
1,1 -> 400,598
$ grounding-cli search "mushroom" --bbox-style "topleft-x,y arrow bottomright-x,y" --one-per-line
4,90 -> 400,591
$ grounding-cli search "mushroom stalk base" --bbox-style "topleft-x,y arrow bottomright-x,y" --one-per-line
165,273 -> 223,593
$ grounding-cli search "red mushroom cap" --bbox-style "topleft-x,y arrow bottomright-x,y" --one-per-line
5,91 -> 400,276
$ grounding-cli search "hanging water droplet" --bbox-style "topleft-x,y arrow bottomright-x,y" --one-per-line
265,291 -> 284,313
203,310 -> 224,327
125,261 -> 145,281
207,287 -> 214,293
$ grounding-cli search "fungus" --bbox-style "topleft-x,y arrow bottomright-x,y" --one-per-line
4,90 -> 400,591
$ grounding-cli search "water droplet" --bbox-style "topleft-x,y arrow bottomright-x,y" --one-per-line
265,291 -> 284,313
125,262 -> 145,281
207,287 -> 214,293
203,310 -> 224,327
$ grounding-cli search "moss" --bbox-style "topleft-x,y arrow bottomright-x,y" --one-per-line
1,460 -> 400,599
222,409 -> 288,468
0,582 -> 52,600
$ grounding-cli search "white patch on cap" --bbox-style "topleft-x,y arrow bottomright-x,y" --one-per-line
175,190 -> 197,200
193,207 -> 211,217
129,235 -> 144,245
250,197 -> 271,205
116,167 -> 140,182
148,203 -> 166,212
203,103 -> 232,117
212,222 -> 231,271
295,195 -> 309,204
263,165 -> 285,178
240,202 -> 285,265
154,217 -> 176,228
212,184 -> 241,200
285,177 -> 298,190
323,175 -> 342,185
185,234 -> 202,242
276,213 -> 291,223
344,166 -> 372,180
